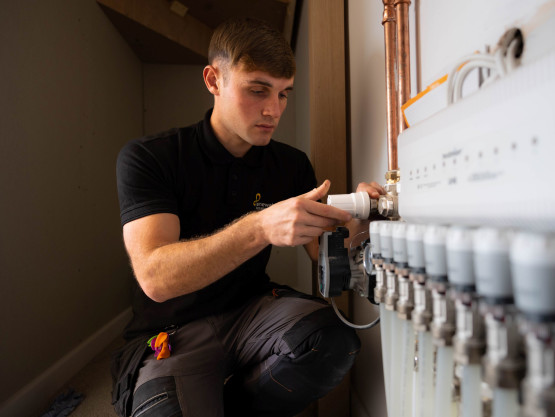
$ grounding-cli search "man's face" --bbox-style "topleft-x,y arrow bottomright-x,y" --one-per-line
211,63 -> 294,157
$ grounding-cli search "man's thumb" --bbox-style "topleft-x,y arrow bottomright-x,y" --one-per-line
302,180 -> 331,201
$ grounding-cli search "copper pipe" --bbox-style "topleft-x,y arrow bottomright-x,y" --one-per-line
382,0 -> 399,172
395,0 -> 411,134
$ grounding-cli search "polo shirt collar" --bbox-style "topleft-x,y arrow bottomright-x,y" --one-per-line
201,109 -> 265,168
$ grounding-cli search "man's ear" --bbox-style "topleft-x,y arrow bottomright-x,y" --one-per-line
203,65 -> 220,95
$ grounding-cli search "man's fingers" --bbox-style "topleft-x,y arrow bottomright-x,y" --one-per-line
369,182 -> 385,194
299,179 -> 354,223
302,180 -> 331,201
303,199 -> 352,223
299,210 -> 344,229
356,181 -> 386,199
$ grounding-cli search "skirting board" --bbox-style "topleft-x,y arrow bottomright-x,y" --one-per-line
0,307 -> 132,417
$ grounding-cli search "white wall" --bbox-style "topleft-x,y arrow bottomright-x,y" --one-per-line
143,64 -> 213,135
0,0 -> 142,412
347,0 -> 555,416
347,1 -> 389,415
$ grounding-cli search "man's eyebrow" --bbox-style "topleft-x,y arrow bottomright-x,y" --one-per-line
247,79 -> 294,91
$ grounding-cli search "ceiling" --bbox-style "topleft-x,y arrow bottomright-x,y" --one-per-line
176,0 -> 291,31
97,0 -> 299,65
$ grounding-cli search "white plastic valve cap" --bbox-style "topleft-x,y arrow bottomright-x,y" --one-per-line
379,221 -> 394,260
406,224 -> 426,269
327,192 -> 370,219
406,224 -> 426,242
446,226 -> 475,287
423,224 -> 448,246
392,222 -> 408,264
510,231 -> 555,316
423,224 -> 448,277
446,226 -> 474,252
473,228 -> 513,299
369,221 -> 383,255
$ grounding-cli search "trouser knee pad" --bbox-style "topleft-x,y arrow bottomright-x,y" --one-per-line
225,307 -> 361,417
131,376 -> 182,417
286,307 -> 361,388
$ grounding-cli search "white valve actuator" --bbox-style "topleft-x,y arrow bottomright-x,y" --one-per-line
327,192 -> 371,219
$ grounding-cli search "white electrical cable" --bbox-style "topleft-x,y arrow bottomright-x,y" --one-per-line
453,60 -> 499,102
349,230 -> 370,251
447,35 -> 522,105
448,56 -> 498,104
495,47 -> 508,76
446,53 -> 497,104
479,68 -> 502,90
506,38 -> 521,71
330,297 -> 381,329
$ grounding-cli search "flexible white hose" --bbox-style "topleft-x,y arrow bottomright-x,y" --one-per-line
330,297 -> 380,330
391,313 -> 403,417
380,304 -> 392,416
412,354 -> 419,417
400,320 -> 415,417
461,364 -> 483,417
493,388 -> 519,417
418,331 -> 434,417
434,346 -> 455,417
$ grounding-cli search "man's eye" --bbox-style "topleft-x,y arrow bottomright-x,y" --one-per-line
251,90 -> 265,95
279,93 -> 289,100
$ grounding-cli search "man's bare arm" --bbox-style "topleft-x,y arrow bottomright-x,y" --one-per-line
123,212 -> 269,302
123,180 -> 351,302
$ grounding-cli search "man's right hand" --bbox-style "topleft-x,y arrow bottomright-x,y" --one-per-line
257,180 -> 352,247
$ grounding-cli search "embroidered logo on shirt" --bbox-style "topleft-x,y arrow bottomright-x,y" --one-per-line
253,193 -> 272,211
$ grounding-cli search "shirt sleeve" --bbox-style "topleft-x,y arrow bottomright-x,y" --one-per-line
116,139 -> 179,226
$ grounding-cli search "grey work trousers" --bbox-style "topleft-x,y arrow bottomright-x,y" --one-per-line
129,288 -> 360,417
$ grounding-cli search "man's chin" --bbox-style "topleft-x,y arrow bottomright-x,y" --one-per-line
249,135 -> 273,147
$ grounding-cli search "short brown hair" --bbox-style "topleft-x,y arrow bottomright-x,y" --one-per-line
208,17 -> 296,79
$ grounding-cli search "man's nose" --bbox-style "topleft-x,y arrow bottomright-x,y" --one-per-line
262,95 -> 283,118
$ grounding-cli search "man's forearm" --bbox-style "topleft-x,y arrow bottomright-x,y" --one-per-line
134,212 -> 268,302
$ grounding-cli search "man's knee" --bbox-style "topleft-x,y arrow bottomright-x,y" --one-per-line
284,307 -> 361,385
131,376 -> 182,417
225,307 -> 360,416
305,320 -> 361,364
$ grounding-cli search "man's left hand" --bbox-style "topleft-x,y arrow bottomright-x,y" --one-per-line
354,181 -> 386,200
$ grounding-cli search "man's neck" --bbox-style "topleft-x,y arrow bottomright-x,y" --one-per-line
210,110 -> 251,158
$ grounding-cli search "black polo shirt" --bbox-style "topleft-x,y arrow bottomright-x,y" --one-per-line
116,109 -> 317,338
